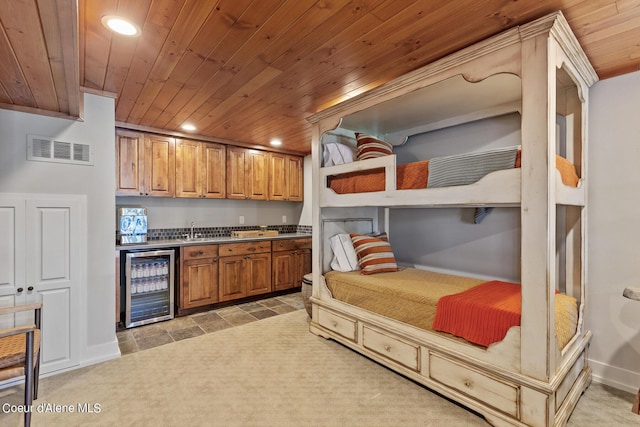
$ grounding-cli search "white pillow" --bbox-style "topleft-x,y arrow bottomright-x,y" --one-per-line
323,142 -> 356,167
329,233 -> 359,272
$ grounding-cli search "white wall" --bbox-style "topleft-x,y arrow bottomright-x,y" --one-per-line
587,70 -> 640,392
0,93 -> 120,368
298,155 -> 312,226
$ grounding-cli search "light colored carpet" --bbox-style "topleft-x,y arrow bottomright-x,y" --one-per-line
0,310 -> 638,426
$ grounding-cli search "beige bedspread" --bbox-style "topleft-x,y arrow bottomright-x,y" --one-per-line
323,268 -> 578,349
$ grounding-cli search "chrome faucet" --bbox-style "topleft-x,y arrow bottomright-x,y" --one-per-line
183,221 -> 199,240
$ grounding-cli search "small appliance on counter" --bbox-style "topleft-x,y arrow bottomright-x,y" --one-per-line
117,206 -> 148,245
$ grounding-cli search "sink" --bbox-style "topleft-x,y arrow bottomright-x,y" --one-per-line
179,237 -> 211,243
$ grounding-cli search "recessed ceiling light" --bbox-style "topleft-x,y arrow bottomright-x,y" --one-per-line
181,123 -> 196,132
270,139 -> 282,147
101,16 -> 141,37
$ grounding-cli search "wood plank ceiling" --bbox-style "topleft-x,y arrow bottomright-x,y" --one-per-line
1,0 -> 639,154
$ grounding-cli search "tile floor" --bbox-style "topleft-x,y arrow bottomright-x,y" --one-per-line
117,292 -> 306,355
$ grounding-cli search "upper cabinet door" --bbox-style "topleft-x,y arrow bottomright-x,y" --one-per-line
226,146 -> 248,200
144,134 -> 175,197
116,130 -> 144,196
268,152 -> 287,201
247,150 -> 269,201
269,153 -> 303,201
201,143 -> 226,199
175,139 -> 200,198
226,147 -> 268,200
286,155 -> 303,202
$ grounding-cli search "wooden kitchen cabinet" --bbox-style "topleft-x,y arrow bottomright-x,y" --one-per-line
268,153 -> 303,201
115,129 -> 144,195
176,139 -> 226,198
272,238 -> 312,291
218,241 -> 271,301
180,245 -> 219,309
226,146 -> 269,200
115,129 -> 175,197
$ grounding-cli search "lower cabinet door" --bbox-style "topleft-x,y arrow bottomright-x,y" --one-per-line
246,253 -> 271,296
181,258 -> 219,308
218,255 -> 246,302
272,251 -> 295,291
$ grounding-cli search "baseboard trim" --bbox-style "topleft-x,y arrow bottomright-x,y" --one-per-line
589,358 -> 640,394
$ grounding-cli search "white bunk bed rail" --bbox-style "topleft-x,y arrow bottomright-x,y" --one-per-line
320,154 -> 585,208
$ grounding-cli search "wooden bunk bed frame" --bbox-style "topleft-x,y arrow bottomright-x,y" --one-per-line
307,12 -> 597,427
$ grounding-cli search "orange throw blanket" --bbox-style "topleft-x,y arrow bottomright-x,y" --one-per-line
432,280 -> 521,347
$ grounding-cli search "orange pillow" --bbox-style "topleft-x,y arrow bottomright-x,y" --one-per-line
355,133 -> 393,161
350,232 -> 398,275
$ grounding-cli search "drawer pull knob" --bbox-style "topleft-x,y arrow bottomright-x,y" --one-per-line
464,379 -> 473,389
198,250 -> 204,255
384,345 -> 391,352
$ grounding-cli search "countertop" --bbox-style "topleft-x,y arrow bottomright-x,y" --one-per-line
116,233 -> 312,251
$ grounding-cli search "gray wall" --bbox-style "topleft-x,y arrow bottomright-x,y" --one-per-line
0,93 -> 119,366
387,113 -> 522,282
117,196 -> 303,229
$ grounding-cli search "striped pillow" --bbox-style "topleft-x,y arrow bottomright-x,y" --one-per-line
355,133 -> 393,161
350,232 -> 398,275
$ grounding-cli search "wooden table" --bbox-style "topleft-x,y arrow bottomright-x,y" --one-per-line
623,287 -> 640,414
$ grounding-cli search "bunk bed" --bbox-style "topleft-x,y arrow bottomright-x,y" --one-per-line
307,12 -> 597,427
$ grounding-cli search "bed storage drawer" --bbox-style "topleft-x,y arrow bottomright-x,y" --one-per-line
363,326 -> 419,371
428,354 -> 519,417
317,308 -> 357,342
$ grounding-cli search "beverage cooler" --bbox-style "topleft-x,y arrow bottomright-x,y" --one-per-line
121,249 -> 176,328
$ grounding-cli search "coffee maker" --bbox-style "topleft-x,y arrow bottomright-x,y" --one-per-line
117,207 -> 148,245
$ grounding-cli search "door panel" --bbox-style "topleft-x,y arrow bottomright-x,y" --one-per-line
40,208 -> 70,280
27,198 -> 81,373
0,199 -> 25,327
39,288 -> 71,367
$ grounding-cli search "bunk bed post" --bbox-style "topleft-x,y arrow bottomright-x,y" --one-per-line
520,31 -> 556,384
311,122 -> 322,310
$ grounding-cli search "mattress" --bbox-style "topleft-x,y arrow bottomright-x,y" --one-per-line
323,268 -> 578,349
327,149 -> 580,194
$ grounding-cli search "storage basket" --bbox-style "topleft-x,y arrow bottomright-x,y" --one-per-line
301,273 -> 313,317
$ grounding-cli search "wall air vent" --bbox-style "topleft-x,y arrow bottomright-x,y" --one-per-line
27,134 -> 93,166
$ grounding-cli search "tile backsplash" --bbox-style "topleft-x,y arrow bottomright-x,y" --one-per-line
146,224 -> 310,241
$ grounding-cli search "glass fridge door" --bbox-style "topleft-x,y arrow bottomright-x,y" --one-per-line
125,249 -> 174,328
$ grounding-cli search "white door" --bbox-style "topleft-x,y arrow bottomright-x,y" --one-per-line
0,197 -> 27,327
26,198 -> 82,373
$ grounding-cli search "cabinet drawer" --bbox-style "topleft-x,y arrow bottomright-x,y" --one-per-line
363,326 -> 419,371
220,241 -> 271,256
182,245 -> 218,260
272,238 -> 312,252
317,308 -> 356,342
429,353 -> 519,417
